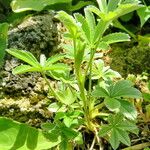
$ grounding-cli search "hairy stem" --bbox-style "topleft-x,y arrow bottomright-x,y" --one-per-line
73,38 -> 86,103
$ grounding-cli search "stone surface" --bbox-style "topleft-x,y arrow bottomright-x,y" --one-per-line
8,12 -> 59,58
0,96 -> 53,127
0,12 -> 60,96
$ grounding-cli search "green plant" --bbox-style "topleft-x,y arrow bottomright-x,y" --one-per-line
0,117 -> 61,149
11,0 -> 94,13
142,80 -> 150,122
6,0 -> 142,149
0,23 -> 8,68
114,0 -> 150,39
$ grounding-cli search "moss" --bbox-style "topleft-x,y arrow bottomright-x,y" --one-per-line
109,42 -> 150,77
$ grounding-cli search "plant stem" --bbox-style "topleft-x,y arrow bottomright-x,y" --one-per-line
73,38 -> 86,103
122,142 -> 150,150
84,49 -> 95,81
89,136 -> 96,150
85,20 -> 110,95
95,102 -> 105,110
88,49 -> 95,97
95,128 -> 103,150
73,21 -> 110,131
73,38 -> 92,129
42,73 -> 60,101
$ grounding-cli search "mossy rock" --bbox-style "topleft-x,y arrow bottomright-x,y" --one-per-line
8,12 -> 59,58
0,13 -> 62,97
0,95 -> 53,127
109,42 -> 150,77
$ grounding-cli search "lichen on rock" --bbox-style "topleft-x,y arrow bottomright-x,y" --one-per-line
8,12 -> 59,58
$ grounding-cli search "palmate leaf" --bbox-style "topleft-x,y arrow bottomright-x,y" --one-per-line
60,125 -> 79,140
7,49 -> 70,76
42,123 -> 61,140
102,32 -> 130,44
93,80 -> 142,99
42,122 -> 79,150
119,100 -> 137,120
99,113 -> 138,150
6,49 -> 40,67
110,80 -> 142,98
47,70 -> 74,84
11,0 -> 72,12
57,87 -> 76,105
92,80 -> 141,119
92,59 -> 121,80
59,126 -> 79,150
0,117 -> 61,150
75,7 -> 109,45
88,1 -> 142,23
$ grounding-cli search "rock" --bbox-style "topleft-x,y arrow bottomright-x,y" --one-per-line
0,12 -> 61,97
8,12 -> 59,58
0,96 -> 53,127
